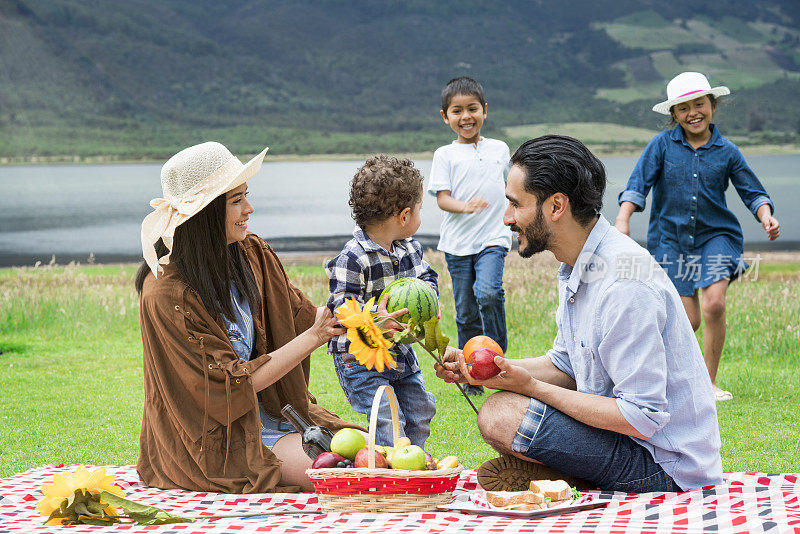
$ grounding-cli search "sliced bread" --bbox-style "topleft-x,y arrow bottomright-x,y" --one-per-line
485,490 -> 544,507
529,479 -> 571,501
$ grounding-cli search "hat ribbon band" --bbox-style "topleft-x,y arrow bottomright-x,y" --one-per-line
676,89 -> 705,99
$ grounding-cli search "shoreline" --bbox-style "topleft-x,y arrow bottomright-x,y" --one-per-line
2,241 -> 799,270
2,143 -> 798,166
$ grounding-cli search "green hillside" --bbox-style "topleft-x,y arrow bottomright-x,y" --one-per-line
1,0 -> 798,160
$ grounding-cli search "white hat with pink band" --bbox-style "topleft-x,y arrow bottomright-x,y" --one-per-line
652,72 -> 730,115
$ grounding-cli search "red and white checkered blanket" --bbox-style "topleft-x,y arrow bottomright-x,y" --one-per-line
1,464 -> 798,533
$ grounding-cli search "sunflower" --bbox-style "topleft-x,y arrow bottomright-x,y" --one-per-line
35,465 -> 126,526
336,297 -> 396,372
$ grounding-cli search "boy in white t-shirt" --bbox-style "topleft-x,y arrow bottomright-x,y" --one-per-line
427,77 -> 512,395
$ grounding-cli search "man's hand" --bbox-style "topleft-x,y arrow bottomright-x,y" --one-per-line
434,346 -> 467,383
464,354 -> 535,394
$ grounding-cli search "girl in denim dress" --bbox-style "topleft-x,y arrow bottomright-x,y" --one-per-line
615,72 -> 780,402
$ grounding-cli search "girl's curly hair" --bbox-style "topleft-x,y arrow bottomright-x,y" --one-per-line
349,155 -> 423,228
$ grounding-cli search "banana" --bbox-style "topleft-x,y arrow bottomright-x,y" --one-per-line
436,455 -> 459,469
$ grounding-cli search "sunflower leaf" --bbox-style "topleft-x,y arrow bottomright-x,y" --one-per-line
433,320 -> 450,357
100,491 -> 196,525
77,515 -> 118,526
420,317 -> 449,357
423,318 -> 437,351
391,318 -> 417,344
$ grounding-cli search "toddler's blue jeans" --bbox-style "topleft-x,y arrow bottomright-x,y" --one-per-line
444,245 -> 508,351
333,353 -> 436,449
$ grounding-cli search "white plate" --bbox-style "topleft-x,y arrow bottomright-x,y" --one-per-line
437,492 -> 610,518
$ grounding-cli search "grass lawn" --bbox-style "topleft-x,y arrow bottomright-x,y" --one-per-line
0,251 -> 798,478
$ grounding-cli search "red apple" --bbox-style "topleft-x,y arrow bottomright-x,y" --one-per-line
311,451 -> 346,469
354,447 -> 388,468
469,348 -> 502,380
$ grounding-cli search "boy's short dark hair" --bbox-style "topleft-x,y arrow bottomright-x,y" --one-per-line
511,135 -> 606,227
441,77 -> 486,113
350,155 -> 423,228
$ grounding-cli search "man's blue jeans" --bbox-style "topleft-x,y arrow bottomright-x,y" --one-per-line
444,246 -> 508,352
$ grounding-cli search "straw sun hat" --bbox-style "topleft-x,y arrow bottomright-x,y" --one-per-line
652,72 -> 730,115
141,142 -> 268,276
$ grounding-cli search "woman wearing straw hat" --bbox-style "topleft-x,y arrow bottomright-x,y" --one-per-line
615,72 -> 780,402
134,142 -> 365,493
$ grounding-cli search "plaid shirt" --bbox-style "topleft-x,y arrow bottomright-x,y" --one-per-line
325,228 -> 438,361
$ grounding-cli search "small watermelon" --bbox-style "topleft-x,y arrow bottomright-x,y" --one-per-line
379,277 -> 438,332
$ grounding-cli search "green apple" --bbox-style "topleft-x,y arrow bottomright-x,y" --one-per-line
330,428 -> 366,460
390,445 -> 427,470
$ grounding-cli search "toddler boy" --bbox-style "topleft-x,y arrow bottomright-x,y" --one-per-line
326,155 -> 437,448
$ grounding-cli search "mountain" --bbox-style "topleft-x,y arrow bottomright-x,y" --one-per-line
1,0 -> 798,159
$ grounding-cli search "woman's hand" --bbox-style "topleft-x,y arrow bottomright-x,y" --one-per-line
310,306 -> 346,345
375,294 -> 408,335
761,214 -> 780,240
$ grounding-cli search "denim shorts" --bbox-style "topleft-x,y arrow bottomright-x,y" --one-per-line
258,405 -> 294,449
512,398 -> 682,493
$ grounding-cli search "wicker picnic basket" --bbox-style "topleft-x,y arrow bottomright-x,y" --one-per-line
306,385 -> 463,513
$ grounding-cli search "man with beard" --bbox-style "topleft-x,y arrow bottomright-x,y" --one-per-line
435,136 -> 722,493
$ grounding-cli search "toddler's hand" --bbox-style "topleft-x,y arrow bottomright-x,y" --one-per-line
463,196 -> 489,214
376,294 -> 408,334
762,215 -> 780,241
311,306 -> 345,345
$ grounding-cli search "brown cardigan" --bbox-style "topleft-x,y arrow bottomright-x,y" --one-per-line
137,234 -> 361,493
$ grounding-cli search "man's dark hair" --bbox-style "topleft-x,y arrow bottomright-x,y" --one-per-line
441,77 -> 486,113
134,193 -> 260,322
510,135 -> 606,226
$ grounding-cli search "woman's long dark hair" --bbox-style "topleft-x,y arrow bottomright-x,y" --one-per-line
134,194 -> 261,322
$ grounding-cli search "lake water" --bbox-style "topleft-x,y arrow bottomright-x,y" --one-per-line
0,155 -> 798,267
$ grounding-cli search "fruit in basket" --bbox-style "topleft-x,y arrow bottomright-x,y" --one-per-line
383,446 -> 395,465
425,451 -> 437,470
354,447 -> 389,468
379,278 -> 438,334
394,436 -> 411,448
468,348 -> 502,380
437,456 -> 459,469
330,428 -> 366,460
463,335 -> 504,363
311,451 -> 346,469
390,445 -> 427,470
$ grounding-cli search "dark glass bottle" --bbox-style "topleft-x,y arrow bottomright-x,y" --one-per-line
280,404 -> 334,459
